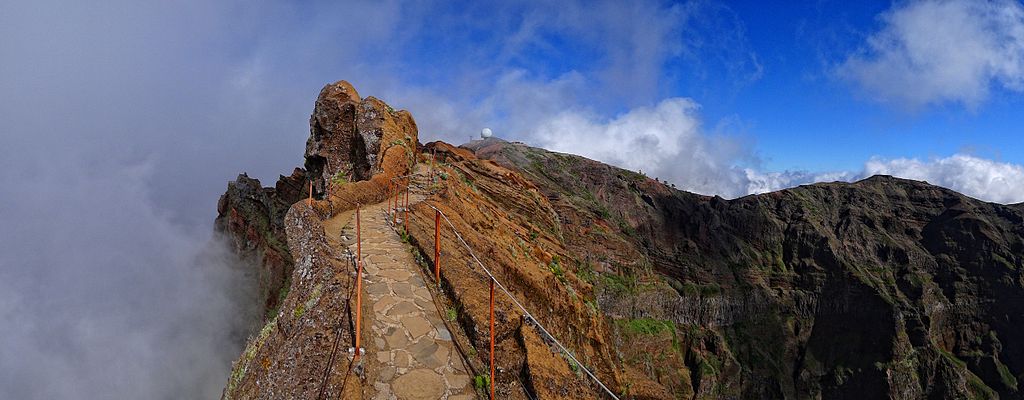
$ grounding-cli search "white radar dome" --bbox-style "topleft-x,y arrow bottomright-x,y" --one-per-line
481,128 -> 493,138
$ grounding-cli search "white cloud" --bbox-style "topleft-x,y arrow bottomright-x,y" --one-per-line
744,169 -> 856,195
838,0 -> 1024,109
532,97 -> 759,198
0,156 -> 258,399
530,98 -> 1024,204
865,154 -> 1024,203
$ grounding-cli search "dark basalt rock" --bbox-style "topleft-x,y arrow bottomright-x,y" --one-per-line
215,168 -> 306,319
467,139 -> 1024,400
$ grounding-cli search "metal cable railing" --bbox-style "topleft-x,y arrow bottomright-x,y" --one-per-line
307,156 -> 619,399
384,168 -> 620,400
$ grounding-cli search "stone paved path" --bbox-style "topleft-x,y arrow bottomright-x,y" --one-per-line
335,193 -> 475,400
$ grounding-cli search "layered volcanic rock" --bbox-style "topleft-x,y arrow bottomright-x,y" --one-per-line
464,138 -> 1024,400
220,83 -> 1024,400
217,80 -> 417,319
305,80 -> 418,195
216,168 -> 306,319
221,80 -> 420,400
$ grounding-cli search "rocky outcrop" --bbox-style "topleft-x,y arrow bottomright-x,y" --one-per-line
219,80 -> 419,399
305,80 -> 418,195
218,80 -> 418,319
402,141 -> 669,399
222,202 -> 360,400
221,84 -> 1023,400
216,168 -> 306,319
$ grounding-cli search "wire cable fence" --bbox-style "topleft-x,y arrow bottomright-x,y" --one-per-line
306,155 -> 619,399
384,168 -> 620,399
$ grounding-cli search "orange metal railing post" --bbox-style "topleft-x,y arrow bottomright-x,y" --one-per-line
355,204 -> 363,361
490,278 -> 496,400
404,183 -> 410,233
434,210 -> 441,284
307,180 -> 312,206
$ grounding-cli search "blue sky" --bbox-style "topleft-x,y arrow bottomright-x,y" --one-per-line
230,0 -> 1019,202
717,1 -> 1023,172
5,0 -> 1022,211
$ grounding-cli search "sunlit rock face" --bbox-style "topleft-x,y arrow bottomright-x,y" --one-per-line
220,80 -> 1024,400
305,80 -> 418,193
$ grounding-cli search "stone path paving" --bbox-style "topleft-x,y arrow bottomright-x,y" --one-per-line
336,194 -> 475,400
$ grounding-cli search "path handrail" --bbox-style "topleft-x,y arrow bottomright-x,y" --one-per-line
422,203 -> 621,400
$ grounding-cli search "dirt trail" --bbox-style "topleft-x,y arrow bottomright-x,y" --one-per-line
323,176 -> 475,400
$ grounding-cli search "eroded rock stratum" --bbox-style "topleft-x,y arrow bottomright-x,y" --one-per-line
218,80 -> 1024,400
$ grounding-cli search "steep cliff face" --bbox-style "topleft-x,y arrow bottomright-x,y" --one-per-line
216,168 -> 306,319
404,142 -> 638,399
465,138 -> 1024,399
219,82 -> 1023,399
217,80 -> 418,320
305,80 -> 418,194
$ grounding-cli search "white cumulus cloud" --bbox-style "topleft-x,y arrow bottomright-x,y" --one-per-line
838,0 -> 1024,109
533,98 -> 761,198
865,154 -> 1024,203
530,98 -> 1024,204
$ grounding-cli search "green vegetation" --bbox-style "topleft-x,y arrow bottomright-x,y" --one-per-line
622,169 -> 646,182
996,358 -> 1018,391
833,365 -> 853,386
267,275 -> 291,318
680,281 -> 722,297
937,347 -> 967,369
331,169 -> 348,185
582,189 -> 612,219
967,374 -> 997,400
445,307 -> 458,322
602,273 -> 639,294
906,272 -> 931,288
618,219 -> 636,237
617,318 -> 675,336
619,382 -> 632,398
473,374 -> 490,391
293,283 -> 323,319
575,260 -> 596,284
225,314 -> 277,399
772,251 -> 788,273
459,171 -> 476,191
698,354 -> 721,377
993,253 -> 1015,270
568,358 -> 580,374
851,264 -> 898,305
549,256 -> 566,283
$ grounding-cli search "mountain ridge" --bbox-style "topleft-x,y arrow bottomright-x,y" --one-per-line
217,81 -> 1024,399
462,137 -> 1024,399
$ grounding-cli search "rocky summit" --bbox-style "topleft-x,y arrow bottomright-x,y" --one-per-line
217,81 -> 1024,399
